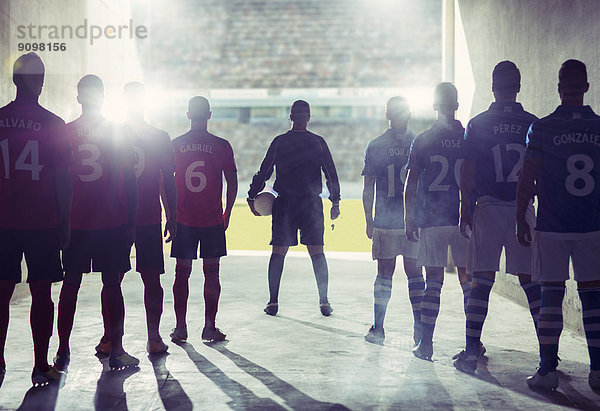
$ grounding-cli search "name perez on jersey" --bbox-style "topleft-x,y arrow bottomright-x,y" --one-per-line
553,131 -> 600,146
493,123 -> 522,135
180,143 -> 213,153
0,118 -> 42,131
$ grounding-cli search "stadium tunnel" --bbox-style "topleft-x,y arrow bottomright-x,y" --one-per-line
1,0 -> 600,408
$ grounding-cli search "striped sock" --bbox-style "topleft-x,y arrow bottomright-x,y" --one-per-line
578,287 -> 600,371
521,280 -> 541,329
421,279 -> 443,342
538,285 -> 565,374
407,275 -> 425,331
461,282 -> 472,316
373,275 -> 393,330
465,276 -> 494,355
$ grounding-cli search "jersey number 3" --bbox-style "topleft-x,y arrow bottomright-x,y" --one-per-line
0,139 -> 44,181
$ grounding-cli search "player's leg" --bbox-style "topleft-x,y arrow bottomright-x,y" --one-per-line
413,266 -> 443,360
29,281 -> 54,372
0,230 -> 21,385
266,246 -> 288,315
56,270 -> 83,368
404,257 -> 425,345
0,280 -> 15,384
365,258 -> 394,345
201,257 -> 226,342
173,258 -> 192,339
518,273 -> 541,329
577,280 -> 600,389
307,245 -> 332,316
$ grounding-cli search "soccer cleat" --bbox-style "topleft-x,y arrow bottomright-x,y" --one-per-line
0,368 -> 5,387
31,366 -> 66,387
320,302 -> 333,317
413,322 -> 423,346
589,370 -> 600,389
146,339 -> 168,355
202,327 -> 226,343
453,353 -> 477,374
95,339 -> 111,356
170,327 -> 188,343
109,352 -> 140,371
364,326 -> 385,345
452,342 -> 487,361
264,303 -> 278,316
412,340 -> 434,361
53,352 -> 70,372
527,370 -> 559,390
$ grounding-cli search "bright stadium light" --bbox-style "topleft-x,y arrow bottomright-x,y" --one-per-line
403,87 -> 435,115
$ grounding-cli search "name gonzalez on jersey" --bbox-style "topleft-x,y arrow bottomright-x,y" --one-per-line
553,130 -> 600,146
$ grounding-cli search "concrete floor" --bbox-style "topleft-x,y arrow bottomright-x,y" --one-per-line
0,251 -> 598,410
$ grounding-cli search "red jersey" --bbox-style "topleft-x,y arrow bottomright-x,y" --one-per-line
125,121 -> 175,226
68,115 -> 135,230
172,131 -> 236,228
0,101 -> 72,230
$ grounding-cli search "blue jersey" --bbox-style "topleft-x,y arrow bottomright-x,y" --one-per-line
464,102 -> 537,201
362,128 -> 417,229
407,120 -> 465,228
526,105 -> 600,233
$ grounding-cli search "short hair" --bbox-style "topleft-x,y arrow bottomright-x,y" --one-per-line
492,61 -> 520,94
434,82 -> 458,105
291,100 -> 310,114
77,74 -> 104,94
124,81 -> 145,96
188,96 -> 210,121
386,96 -> 410,113
559,59 -> 587,85
13,52 -> 45,90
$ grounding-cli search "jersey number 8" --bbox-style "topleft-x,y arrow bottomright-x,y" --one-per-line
566,154 -> 595,197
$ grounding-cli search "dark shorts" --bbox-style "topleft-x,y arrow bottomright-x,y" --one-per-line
0,228 -> 63,283
271,195 -> 324,247
135,223 -> 165,274
62,226 -> 132,277
171,223 -> 227,260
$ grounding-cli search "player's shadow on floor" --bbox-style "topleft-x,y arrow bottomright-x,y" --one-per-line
148,352 -> 193,411
94,357 -> 140,411
206,343 -> 350,410
17,383 -> 60,411
276,314 -> 364,339
176,341 -> 286,409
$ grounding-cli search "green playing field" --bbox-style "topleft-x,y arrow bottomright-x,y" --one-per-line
225,199 -> 372,252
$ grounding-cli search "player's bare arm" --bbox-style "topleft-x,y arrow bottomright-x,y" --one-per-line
223,170 -> 238,230
161,169 -> 178,242
404,168 -> 420,242
459,158 -> 476,239
54,166 -> 73,249
248,139 -> 276,216
362,175 -> 376,239
516,157 -> 539,247
320,139 -> 341,221
124,165 -> 138,245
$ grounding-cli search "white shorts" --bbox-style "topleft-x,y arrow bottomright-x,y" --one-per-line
372,228 -> 419,260
417,225 -> 468,268
467,196 -> 535,275
533,231 -> 600,282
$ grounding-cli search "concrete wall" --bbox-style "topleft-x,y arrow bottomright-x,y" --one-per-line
454,0 -> 598,334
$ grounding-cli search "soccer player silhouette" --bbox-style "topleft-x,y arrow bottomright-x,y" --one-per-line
169,96 -> 237,343
362,97 -> 423,345
404,83 -> 470,360
0,53 -> 72,387
55,75 -> 139,372
518,60 -> 600,390
454,61 -> 540,373
248,100 -> 341,317
123,82 -> 177,354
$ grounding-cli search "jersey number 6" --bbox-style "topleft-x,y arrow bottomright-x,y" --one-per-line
185,160 -> 207,193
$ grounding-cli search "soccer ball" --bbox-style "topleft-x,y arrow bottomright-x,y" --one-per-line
254,192 -> 276,216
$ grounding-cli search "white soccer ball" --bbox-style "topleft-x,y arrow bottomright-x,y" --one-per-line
254,192 -> 276,216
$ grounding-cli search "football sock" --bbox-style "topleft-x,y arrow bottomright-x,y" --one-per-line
465,275 -> 494,355
57,280 -> 80,354
310,253 -> 329,304
578,287 -> 600,371
173,263 -> 192,329
29,283 -> 53,371
407,275 -> 425,330
0,281 -> 15,369
203,262 -> 221,329
268,253 -> 285,304
101,283 -> 125,354
100,290 -> 110,343
141,272 -> 164,341
538,284 -> 565,374
461,282 -> 472,316
520,279 -> 541,329
421,278 -> 443,343
373,274 -> 392,329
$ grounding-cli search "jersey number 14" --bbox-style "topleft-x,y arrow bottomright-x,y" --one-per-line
0,139 -> 44,181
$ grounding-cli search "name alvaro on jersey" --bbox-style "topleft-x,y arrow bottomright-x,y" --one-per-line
0,118 -> 42,131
